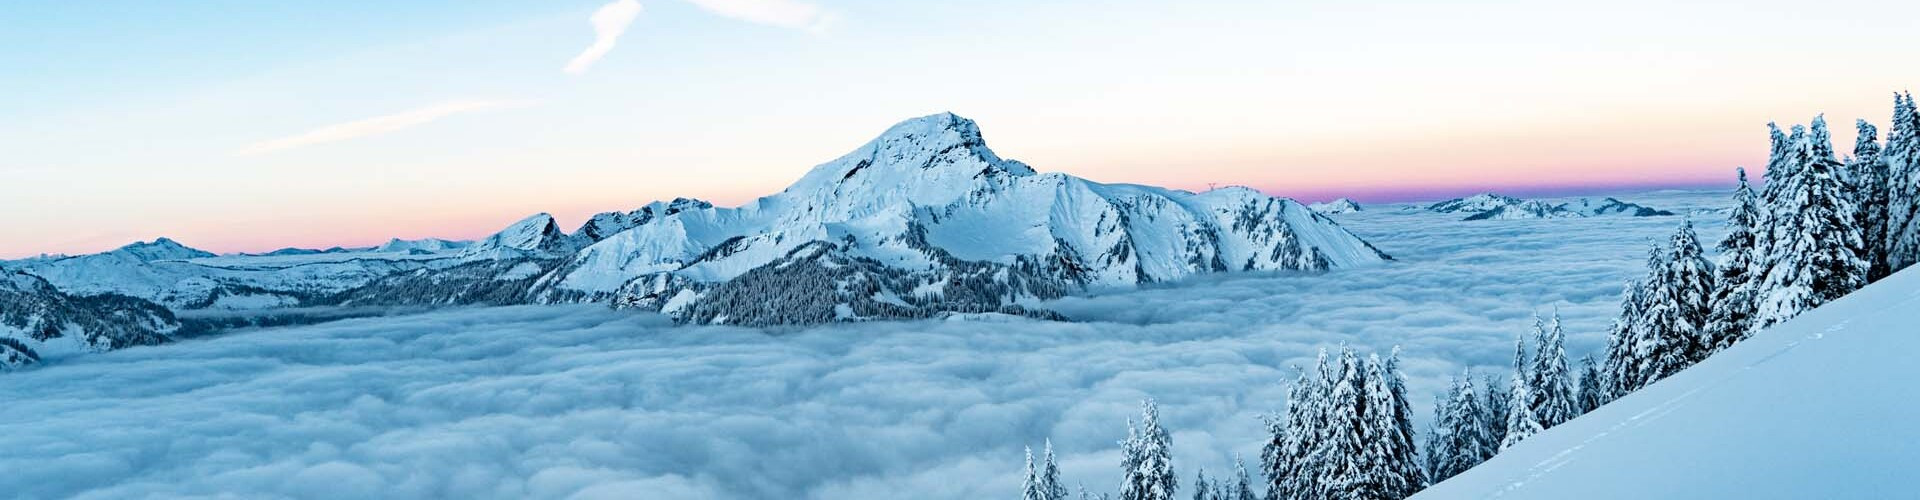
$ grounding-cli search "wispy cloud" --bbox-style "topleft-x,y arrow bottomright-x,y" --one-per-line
234,100 -> 526,156
565,0 -> 645,75
683,0 -> 834,33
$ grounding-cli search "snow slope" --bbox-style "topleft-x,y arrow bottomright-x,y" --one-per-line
0,271 -> 176,368
1416,266 -> 1920,499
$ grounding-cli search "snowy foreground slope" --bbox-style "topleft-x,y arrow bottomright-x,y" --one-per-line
1417,266 -> 1920,499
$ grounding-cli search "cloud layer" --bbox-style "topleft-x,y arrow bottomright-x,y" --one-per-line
0,190 -> 1732,499
565,0 -> 645,75
234,101 -> 525,156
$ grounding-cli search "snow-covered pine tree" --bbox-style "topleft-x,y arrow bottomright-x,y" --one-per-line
1848,120 -> 1891,281
1436,373 -> 1494,482
1027,446 -> 1046,500
1574,354 -> 1604,415
1639,221 -> 1715,383
1498,375 -> 1544,451
1887,92 -> 1920,273
1500,337 -> 1546,450
1760,124 -> 1811,257
1364,353 -> 1423,498
1122,399 -> 1178,500
1192,469 -> 1213,500
1043,440 -> 1068,500
1264,358 -> 1328,500
1319,348 -> 1377,499
1757,122 -> 1797,253
1380,348 -> 1425,490
1704,168 -> 1764,352
1479,374 -> 1509,445
1423,395 -> 1451,483
1229,455 -> 1255,500
1602,273 -> 1651,398
1259,415 -> 1289,500
1754,117 -> 1869,329
1526,312 -> 1577,428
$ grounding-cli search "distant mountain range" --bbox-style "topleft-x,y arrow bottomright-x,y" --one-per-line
0,113 -> 1395,358
1425,193 -> 1675,221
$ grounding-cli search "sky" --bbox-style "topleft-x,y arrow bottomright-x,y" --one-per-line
1,0 -> 1916,258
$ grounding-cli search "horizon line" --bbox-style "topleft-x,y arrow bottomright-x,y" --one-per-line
4,179 -> 1737,260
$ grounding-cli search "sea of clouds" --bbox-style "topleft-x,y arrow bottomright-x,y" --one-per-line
0,190 -> 1732,499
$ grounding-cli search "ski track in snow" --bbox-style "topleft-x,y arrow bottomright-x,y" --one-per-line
0,190 -> 1732,499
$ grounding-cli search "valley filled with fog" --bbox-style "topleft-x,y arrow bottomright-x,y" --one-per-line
0,190 -> 1731,499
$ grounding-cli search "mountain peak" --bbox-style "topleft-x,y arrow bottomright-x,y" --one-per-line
780,112 -> 1036,207
114,237 -> 215,261
878,111 -> 977,140
459,213 -> 575,259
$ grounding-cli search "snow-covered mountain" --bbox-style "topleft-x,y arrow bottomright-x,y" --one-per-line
375,237 -> 470,254
1429,193 -> 1676,221
512,112 -> 1390,323
1460,200 -> 1581,221
1416,266 -> 1920,499
0,271 -> 177,370
575,198 -> 715,243
1570,197 -> 1677,217
1426,194 -> 1525,214
1308,198 -> 1363,214
458,213 -> 581,260
113,237 -> 216,261
2,113 -> 1391,328
0,238 -> 453,309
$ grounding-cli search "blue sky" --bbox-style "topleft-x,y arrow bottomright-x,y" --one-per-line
2,0 -> 1917,257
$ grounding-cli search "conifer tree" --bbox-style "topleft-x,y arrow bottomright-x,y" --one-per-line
1479,374 -> 1509,445
1754,118 -> 1869,329
1500,338 -> 1546,447
1192,469 -> 1213,500
1026,446 -> 1046,500
1380,349 -> 1425,490
1228,455 -> 1255,500
1364,353 -> 1423,498
1887,93 -> 1920,272
1043,440 -> 1068,500
1759,123 -> 1801,250
1435,373 -> 1494,482
1849,120 -> 1891,280
1759,124 -> 1810,259
1498,377 -> 1544,451
1259,415 -> 1290,500
1526,312 -> 1577,428
1320,348 -> 1375,499
1602,272 -> 1650,398
1574,354 -> 1604,415
1422,403 -> 1448,484
1264,357 -> 1327,500
1640,221 -> 1715,383
1704,168 -> 1764,351
1122,399 -> 1178,500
